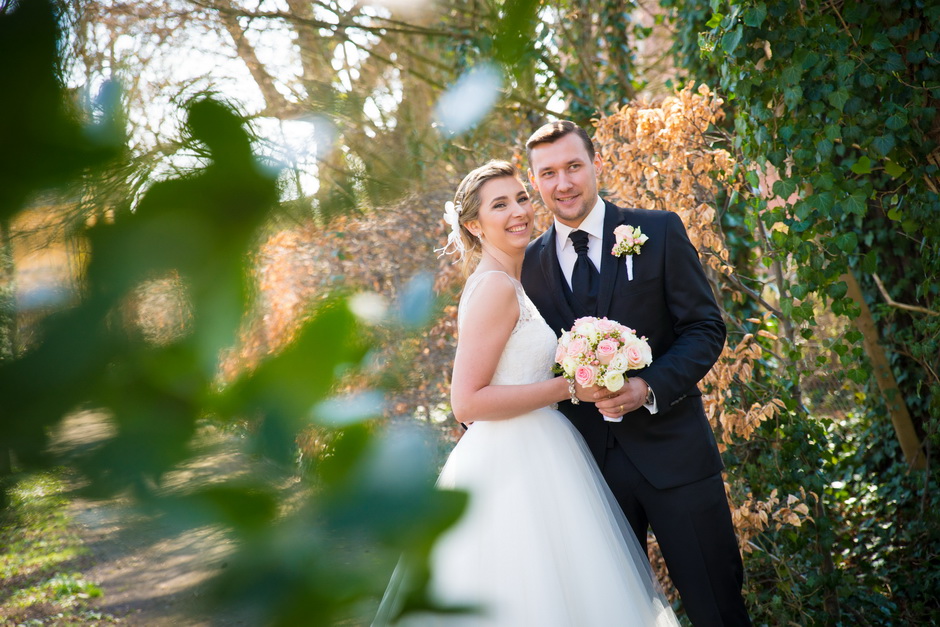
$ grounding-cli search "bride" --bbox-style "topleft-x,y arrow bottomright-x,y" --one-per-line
375,161 -> 678,626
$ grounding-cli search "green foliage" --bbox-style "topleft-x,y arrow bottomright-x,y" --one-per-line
0,2 -> 466,624
828,415 -> 940,621
0,471 -> 111,624
662,0 -> 940,623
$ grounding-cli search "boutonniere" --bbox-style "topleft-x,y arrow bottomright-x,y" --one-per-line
611,225 -> 648,257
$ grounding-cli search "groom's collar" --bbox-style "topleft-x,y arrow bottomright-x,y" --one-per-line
553,196 -> 606,247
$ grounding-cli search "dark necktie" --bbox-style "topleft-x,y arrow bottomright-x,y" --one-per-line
569,230 -> 599,315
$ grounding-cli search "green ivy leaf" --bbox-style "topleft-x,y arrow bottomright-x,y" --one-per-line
784,85 -> 803,110
844,193 -> 867,216
827,281 -> 848,299
791,283 -> 810,300
850,156 -> 872,175
744,3 -> 767,27
722,24 -> 743,54
827,89 -> 850,112
795,200 -> 813,220
885,114 -> 906,131
813,172 -> 835,191
811,191 -> 835,212
872,134 -> 895,157
781,64 -> 802,86
836,60 -> 855,80
871,32 -> 893,51
772,178 -> 797,199
883,53 -> 905,72
847,368 -> 868,384
884,160 -> 907,178
862,249 -> 878,273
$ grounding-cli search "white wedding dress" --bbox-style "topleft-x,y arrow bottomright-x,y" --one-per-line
375,271 -> 678,627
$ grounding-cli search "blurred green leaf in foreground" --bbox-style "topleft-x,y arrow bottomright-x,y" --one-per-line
0,1 -> 464,624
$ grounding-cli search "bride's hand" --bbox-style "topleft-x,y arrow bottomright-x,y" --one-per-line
573,382 -> 602,404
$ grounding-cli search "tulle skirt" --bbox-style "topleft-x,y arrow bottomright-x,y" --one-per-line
375,407 -> 679,627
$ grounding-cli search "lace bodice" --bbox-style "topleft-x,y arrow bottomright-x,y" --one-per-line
457,271 -> 559,386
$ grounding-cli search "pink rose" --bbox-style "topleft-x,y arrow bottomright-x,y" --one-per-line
622,338 -> 653,369
613,225 -> 631,239
595,318 -> 616,333
574,365 -> 597,387
596,339 -> 618,365
554,343 -> 567,364
566,337 -> 587,357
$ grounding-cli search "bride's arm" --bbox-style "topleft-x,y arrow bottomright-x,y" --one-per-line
450,274 -> 569,422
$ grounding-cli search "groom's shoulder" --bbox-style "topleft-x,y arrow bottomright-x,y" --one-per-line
606,201 -> 677,226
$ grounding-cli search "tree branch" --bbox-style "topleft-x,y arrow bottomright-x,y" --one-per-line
872,273 -> 940,316
216,1 -> 300,116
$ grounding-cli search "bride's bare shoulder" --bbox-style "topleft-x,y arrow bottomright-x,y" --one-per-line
460,271 -> 519,326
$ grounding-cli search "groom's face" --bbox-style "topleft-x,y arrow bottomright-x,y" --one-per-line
527,133 -> 602,229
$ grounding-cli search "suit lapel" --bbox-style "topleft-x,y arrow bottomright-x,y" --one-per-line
597,201 -> 622,318
537,224 -> 576,326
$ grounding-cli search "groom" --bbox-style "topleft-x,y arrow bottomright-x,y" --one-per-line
521,121 -> 751,626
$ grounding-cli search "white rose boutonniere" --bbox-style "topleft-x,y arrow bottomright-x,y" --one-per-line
612,224 -> 648,281
611,224 -> 649,257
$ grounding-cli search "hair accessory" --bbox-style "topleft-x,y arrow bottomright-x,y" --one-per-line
435,201 -> 465,260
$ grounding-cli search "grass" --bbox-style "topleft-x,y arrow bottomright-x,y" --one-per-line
0,470 -> 115,626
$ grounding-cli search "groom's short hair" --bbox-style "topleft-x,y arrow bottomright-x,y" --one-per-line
525,120 -> 596,162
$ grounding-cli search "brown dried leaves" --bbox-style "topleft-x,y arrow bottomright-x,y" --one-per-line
594,82 -> 736,274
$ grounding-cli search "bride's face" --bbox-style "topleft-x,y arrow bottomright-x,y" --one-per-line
468,176 -> 534,254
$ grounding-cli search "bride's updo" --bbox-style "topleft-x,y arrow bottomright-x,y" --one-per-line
443,160 -> 520,272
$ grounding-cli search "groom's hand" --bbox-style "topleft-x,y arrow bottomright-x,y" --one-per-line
594,378 -> 649,419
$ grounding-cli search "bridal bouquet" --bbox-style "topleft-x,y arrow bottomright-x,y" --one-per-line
555,316 -> 652,422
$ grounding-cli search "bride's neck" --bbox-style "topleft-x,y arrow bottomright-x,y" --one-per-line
477,247 -> 523,279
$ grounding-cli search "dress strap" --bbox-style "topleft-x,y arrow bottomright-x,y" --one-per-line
458,270 -> 522,330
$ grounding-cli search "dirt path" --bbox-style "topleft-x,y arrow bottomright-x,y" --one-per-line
55,412 -> 261,626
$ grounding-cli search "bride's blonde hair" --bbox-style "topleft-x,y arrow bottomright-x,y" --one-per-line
450,160 -> 520,274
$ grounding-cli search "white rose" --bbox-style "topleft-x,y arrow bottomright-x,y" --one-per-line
602,370 -> 625,392
562,356 -> 578,377
638,340 -> 652,366
608,352 -> 629,372
574,321 -> 599,344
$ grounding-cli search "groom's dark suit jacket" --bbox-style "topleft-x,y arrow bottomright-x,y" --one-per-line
522,200 -> 726,490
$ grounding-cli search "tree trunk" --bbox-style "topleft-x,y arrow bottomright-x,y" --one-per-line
0,217 -> 14,360
0,218 -> 14,477
843,271 -> 925,469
